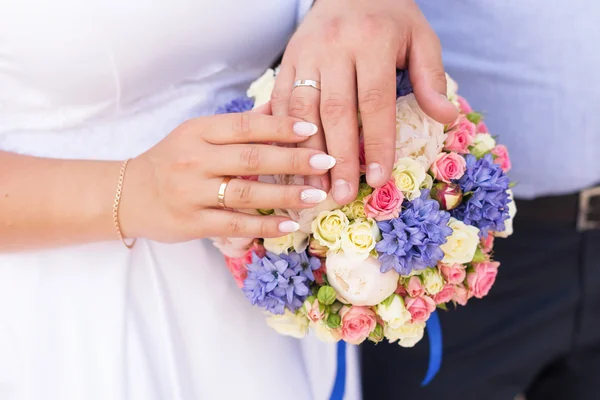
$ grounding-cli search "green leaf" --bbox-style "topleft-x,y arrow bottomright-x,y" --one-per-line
472,247 -> 487,263
466,112 -> 483,125
436,303 -> 448,311
380,294 -> 396,308
257,208 -> 274,216
509,181 -> 517,188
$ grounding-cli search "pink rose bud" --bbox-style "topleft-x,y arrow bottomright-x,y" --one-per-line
452,284 -> 471,306
456,96 -> 473,114
480,235 -> 495,254
430,182 -> 463,211
491,144 -> 512,173
432,284 -> 455,305
340,306 -> 377,345
438,263 -> 467,285
406,276 -> 425,298
359,135 -> 366,173
395,285 -> 408,297
476,121 -> 489,133
363,180 -> 404,221
430,152 -> 467,183
308,237 -> 329,258
313,260 -> 327,285
467,261 -> 500,299
304,298 -> 325,323
444,116 -> 476,154
405,296 -> 436,323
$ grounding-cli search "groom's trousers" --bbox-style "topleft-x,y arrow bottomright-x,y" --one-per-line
361,190 -> 600,400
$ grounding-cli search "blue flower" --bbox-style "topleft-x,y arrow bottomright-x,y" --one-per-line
396,69 -> 413,98
215,96 -> 255,114
376,191 -> 453,275
242,251 -> 320,315
451,154 -> 511,235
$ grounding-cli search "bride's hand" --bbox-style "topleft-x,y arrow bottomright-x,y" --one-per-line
272,0 -> 458,204
121,113 -> 335,242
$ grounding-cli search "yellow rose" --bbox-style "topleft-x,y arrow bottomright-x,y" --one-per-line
384,321 -> 426,348
342,200 -> 367,220
340,218 -> 380,260
440,218 -> 480,264
311,209 -> 349,250
263,231 -> 309,255
421,267 -> 444,295
266,310 -> 309,339
247,68 -> 276,108
392,157 -> 427,200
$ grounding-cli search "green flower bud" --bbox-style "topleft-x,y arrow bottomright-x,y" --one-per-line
368,324 -> 384,344
329,301 -> 343,314
317,285 -> 337,306
326,313 -> 342,329
356,182 -> 374,201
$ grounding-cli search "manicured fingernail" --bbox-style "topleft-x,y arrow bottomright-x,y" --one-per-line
307,176 -> 324,190
367,163 -> 383,186
333,179 -> 350,201
293,121 -> 318,136
278,221 -> 300,233
309,154 -> 337,170
300,188 -> 327,204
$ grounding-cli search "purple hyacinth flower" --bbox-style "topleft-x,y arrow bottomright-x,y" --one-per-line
215,96 -> 255,114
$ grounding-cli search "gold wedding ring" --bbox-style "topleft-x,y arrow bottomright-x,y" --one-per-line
217,177 -> 233,209
293,79 -> 321,91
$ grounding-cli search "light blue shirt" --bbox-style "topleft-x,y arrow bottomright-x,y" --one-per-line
417,0 -> 600,199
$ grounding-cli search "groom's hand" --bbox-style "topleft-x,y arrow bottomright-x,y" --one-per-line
272,0 -> 458,204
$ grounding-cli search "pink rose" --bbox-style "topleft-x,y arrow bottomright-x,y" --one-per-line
467,261 -> 500,299
406,276 -> 425,298
313,260 -> 327,285
405,296 -> 436,323
491,144 -> 512,173
340,306 -> 377,345
438,263 -> 467,285
480,235 -> 494,254
225,242 -> 266,288
432,284 -> 455,305
430,152 -> 467,183
304,299 -> 325,323
395,285 -> 408,296
456,96 -> 472,114
452,284 -> 471,306
213,237 -> 255,258
364,180 -> 404,221
476,121 -> 489,133
444,117 -> 476,154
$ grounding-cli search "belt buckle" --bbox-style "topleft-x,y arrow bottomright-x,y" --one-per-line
577,185 -> 600,231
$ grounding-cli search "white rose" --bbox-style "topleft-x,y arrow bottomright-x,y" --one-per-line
471,133 -> 496,157
312,321 -> 342,343
266,310 -> 309,339
296,195 -> 340,234
446,73 -> 459,104
312,209 -> 349,251
421,267 -> 444,295
495,189 -> 517,238
392,157 -> 427,200
420,173 -> 434,190
263,231 -> 309,255
384,321 -> 426,348
441,218 -> 480,264
340,218 -> 380,260
376,294 -> 411,329
326,252 -> 399,306
395,93 -> 446,169
247,69 -> 276,108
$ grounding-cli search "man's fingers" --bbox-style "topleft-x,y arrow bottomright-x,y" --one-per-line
197,209 -> 300,238
270,64 -> 295,117
408,28 -> 458,124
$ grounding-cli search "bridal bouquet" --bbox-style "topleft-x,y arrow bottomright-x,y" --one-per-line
212,69 -> 516,347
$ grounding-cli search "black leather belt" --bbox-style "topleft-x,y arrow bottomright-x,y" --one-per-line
516,186 -> 600,231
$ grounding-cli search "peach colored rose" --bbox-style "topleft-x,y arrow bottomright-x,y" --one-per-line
430,152 -> 467,183
364,180 -> 404,221
213,237 -> 255,258
406,276 -> 425,298
480,235 -> 494,254
467,261 -> 500,299
432,284 -> 455,304
340,306 -> 377,345
438,263 -> 467,285
224,243 -> 266,287
303,298 -> 325,323
491,144 -> 512,173
456,96 -> 472,113
405,296 -> 436,323
444,117 -> 476,154
452,284 -> 471,306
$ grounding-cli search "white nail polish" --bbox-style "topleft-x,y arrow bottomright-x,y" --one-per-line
309,154 -> 337,170
333,179 -> 351,201
300,188 -> 327,204
367,163 -> 383,185
293,121 -> 318,136
278,221 -> 300,233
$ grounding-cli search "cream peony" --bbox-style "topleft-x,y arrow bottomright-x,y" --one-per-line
326,252 -> 399,306
392,157 -> 427,200
376,294 -> 412,329
266,310 -> 309,339
312,209 -> 349,250
441,218 -> 480,264
395,93 -> 446,169
495,189 -> 517,238
384,321 -> 426,348
340,218 -> 380,260
247,68 -> 276,108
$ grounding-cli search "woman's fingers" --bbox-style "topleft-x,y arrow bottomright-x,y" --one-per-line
205,144 -> 336,177
201,178 -> 328,210
197,113 -> 319,145
198,209 -> 301,238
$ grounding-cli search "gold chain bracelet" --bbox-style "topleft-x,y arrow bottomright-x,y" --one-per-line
113,159 -> 137,249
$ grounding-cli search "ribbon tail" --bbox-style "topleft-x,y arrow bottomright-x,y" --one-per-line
329,341 -> 347,400
421,310 -> 443,387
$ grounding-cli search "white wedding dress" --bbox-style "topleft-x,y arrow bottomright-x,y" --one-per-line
0,1 -> 360,399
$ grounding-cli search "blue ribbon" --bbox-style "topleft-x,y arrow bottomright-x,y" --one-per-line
329,341 -> 347,400
421,310 -> 443,386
